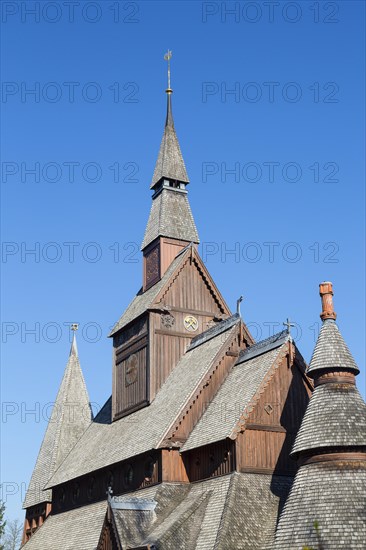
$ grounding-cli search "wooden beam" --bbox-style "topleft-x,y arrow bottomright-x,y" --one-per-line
245,423 -> 287,433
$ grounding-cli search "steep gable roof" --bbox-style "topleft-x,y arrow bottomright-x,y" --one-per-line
22,500 -> 107,549
109,245 -> 231,336
46,324 -> 238,488
23,335 -> 92,508
182,332 -> 290,452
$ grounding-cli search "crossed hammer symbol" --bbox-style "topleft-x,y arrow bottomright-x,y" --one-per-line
185,316 -> 198,331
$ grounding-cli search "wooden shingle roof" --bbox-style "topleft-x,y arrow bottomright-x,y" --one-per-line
141,187 -> 199,250
182,332 -> 290,452
307,318 -> 359,375
46,324 -> 238,488
23,335 -> 92,508
291,382 -> 366,458
150,91 -> 189,189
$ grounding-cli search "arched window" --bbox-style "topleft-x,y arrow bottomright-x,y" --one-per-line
72,482 -> 80,503
124,464 -> 134,488
87,477 -> 95,501
144,456 -> 155,481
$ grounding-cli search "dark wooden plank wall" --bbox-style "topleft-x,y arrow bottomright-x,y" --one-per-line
183,440 -> 236,482
113,317 -> 149,419
52,451 -> 160,515
161,449 -> 189,482
236,354 -> 311,475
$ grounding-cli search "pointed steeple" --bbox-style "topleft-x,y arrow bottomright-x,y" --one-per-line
23,328 -> 92,509
150,51 -> 189,190
273,282 -> 366,550
141,54 -> 199,287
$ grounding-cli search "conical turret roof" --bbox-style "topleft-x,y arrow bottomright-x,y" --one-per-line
307,319 -> 359,376
150,91 -> 189,189
23,334 -> 92,508
273,282 -> 366,549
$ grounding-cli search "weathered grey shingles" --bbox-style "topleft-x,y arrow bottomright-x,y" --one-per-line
291,383 -> 366,457
112,483 -> 191,548
216,473 -> 292,550
237,330 -> 288,363
23,337 -> 92,508
109,248 -> 187,336
272,463 -> 366,549
151,118 -> 189,188
141,188 -> 199,250
182,345 -> 284,452
120,473 -> 292,550
22,500 -> 107,550
188,313 -> 239,351
308,319 -> 359,375
47,326 -> 236,488
25,472 -> 293,550
273,318 -> 366,549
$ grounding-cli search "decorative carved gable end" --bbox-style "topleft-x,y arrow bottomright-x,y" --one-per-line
154,248 -> 231,317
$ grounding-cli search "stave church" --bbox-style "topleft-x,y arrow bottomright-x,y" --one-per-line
21,57 -> 366,549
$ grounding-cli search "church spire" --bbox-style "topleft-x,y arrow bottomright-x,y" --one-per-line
150,51 -> 190,190
23,326 -> 92,512
165,49 -> 174,128
141,53 -> 198,289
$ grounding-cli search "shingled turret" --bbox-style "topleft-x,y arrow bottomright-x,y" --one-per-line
142,52 -> 199,289
273,282 -> 366,549
22,330 -> 92,544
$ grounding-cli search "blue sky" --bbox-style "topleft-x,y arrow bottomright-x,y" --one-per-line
1,0 -> 365,522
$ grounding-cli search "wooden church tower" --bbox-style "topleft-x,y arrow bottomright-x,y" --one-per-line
21,55 -> 366,550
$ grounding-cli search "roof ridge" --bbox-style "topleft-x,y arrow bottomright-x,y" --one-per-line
188,314 -> 239,351
237,329 -> 289,364
158,325 -> 238,447
213,472 -> 237,550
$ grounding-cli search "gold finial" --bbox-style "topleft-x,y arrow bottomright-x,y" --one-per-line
164,50 -> 172,93
71,323 -> 79,332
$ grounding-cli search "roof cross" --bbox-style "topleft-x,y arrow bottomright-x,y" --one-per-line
283,317 -> 295,335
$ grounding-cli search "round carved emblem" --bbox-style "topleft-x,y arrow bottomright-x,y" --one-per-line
125,353 -> 138,386
184,315 -> 198,332
161,313 -> 175,328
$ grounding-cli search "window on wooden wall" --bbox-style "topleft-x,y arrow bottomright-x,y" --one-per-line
123,464 -> 134,488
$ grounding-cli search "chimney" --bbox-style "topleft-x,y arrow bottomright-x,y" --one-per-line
319,281 -> 337,321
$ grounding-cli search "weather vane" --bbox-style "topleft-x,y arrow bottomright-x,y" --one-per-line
164,50 -> 172,91
71,323 -> 79,332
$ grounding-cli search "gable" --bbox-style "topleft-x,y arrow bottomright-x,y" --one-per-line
154,248 -> 230,317
238,351 -> 311,475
